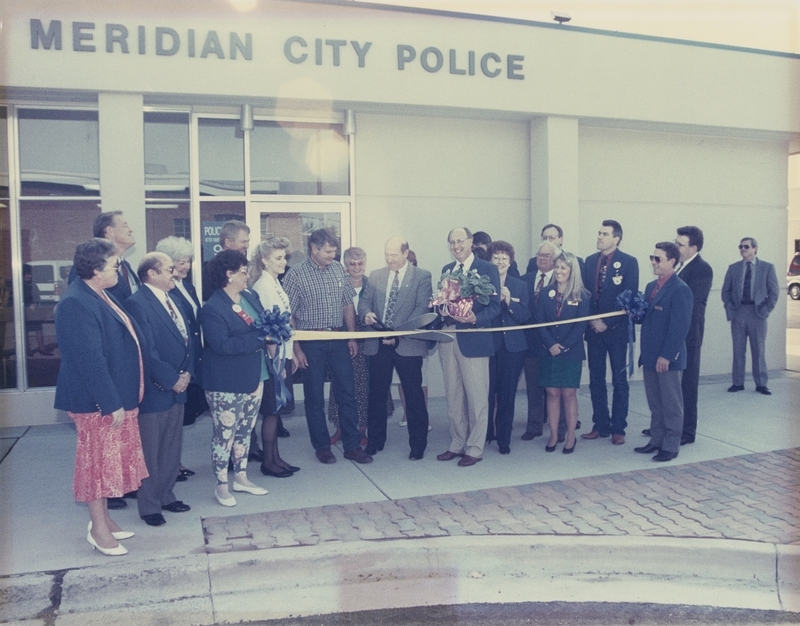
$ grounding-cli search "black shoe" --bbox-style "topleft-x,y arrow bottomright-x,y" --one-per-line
755,386 -> 772,395
642,428 -> 651,436
162,501 -> 191,513
653,450 -> 678,462
141,514 -> 166,526
282,464 -> 301,472
107,497 -> 127,510
363,446 -> 381,456
499,446 -> 510,455
727,384 -> 745,392
316,448 -> 337,464
520,432 -> 537,441
180,468 -> 195,477
409,451 -> 424,461
680,435 -> 695,446
260,465 -> 294,478
562,441 -> 576,454
123,490 -> 137,499
545,442 -> 557,452
277,425 -> 291,438
634,443 -> 661,454
248,448 -> 264,463
175,473 -> 188,482
343,448 -> 373,464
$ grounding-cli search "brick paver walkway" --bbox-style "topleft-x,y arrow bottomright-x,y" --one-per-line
202,448 -> 800,553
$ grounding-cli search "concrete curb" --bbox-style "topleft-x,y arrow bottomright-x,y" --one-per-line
3,535 -> 798,624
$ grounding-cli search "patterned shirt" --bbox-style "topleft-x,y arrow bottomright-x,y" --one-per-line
283,258 -> 356,330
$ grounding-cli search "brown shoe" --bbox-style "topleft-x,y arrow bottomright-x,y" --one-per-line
611,434 -> 625,445
581,431 -> 608,440
436,450 -> 464,461
457,455 -> 482,467
315,448 -> 337,464
343,448 -> 373,464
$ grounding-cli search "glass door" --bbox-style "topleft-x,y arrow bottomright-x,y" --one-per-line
246,201 -> 351,266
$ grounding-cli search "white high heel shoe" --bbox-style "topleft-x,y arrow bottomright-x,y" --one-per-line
87,530 -> 127,556
88,521 -> 134,540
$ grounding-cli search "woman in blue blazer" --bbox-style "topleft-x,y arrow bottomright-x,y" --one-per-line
487,241 -> 531,454
54,238 -> 148,556
535,253 -> 590,454
199,250 -> 269,507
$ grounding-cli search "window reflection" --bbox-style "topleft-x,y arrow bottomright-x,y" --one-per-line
198,119 -> 244,196
144,112 -> 190,199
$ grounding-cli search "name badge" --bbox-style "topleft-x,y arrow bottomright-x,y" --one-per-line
654,305 -> 663,311
612,276 -> 623,285
567,300 -> 579,306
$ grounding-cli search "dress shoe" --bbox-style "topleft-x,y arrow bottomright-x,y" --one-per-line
141,514 -> 166,526
363,445 -> 383,456
498,446 -> 510,455
180,468 -> 195,477
634,443 -> 661,454
409,451 -> 424,461
89,521 -> 134,541
232,480 -> 268,495
562,441 -> 576,454
260,465 -> 294,478
162,501 -> 191,513
343,448 -> 373,464
248,448 -> 264,463
457,455 -> 482,467
436,450 -> 464,461
611,434 -> 625,445
123,490 -> 137,499
653,450 -> 678,462
277,425 -> 291,438
520,432 -> 537,441
214,488 -> 236,507
316,448 -> 337,464
282,464 -> 301,472
107,497 -> 127,510
87,531 -> 127,556
581,431 -> 608,440
642,428 -> 651,436
545,441 -> 557,453
680,435 -> 695,446
727,384 -> 745,392
175,473 -> 188,482
755,386 -> 772,395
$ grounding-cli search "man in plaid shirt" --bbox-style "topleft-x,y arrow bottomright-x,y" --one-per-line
283,228 -> 373,465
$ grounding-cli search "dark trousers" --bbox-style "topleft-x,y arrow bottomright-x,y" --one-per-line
523,355 -> 546,436
681,343 -> 702,439
137,403 -> 183,517
643,369 -> 684,454
488,347 -> 526,448
302,339 -> 360,452
586,330 -> 629,436
367,344 -> 428,455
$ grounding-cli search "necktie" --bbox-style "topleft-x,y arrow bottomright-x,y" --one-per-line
742,261 -> 753,304
534,272 -> 546,304
166,296 -> 189,342
455,263 -> 464,274
649,281 -> 661,302
384,270 -> 400,327
596,255 -> 608,302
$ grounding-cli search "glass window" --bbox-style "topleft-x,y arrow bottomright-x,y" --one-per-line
199,201 -> 246,300
198,119 -> 244,196
0,107 -> 14,389
145,201 -> 191,252
144,112 -> 190,199
250,122 -> 349,195
18,110 -> 99,197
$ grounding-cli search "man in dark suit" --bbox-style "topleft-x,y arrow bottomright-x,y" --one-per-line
674,226 -> 713,444
520,241 -> 560,441
359,237 -> 433,460
125,252 -> 192,526
435,228 -> 501,467
581,220 -> 639,445
634,242 -> 693,462
721,237 -> 780,395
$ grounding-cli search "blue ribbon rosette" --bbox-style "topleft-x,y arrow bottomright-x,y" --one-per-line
615,289 -> 648,377
253,305 -> 293,411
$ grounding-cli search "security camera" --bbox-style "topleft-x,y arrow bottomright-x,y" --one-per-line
551,11 -> 572,24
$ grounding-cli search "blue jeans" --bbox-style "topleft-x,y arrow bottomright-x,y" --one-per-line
586,330 -> 629,436
301,339 -> 360,452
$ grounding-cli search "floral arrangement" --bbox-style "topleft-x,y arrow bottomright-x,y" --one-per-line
430,268 -> 496,317
615,289 -> 648,376
253,305 -> 293,344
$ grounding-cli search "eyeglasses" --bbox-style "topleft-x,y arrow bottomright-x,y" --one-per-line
104,260 -> 121,272
739,244 -> 752,250
491,255 -> 511,263
649,255 -> 665,263
537,253 -> 554,259
542,235 -> 559,242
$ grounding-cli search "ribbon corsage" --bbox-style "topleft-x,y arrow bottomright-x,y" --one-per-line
253,305 -> 294,411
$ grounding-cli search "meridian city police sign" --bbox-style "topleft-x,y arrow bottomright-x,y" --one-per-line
30,19 -> 526,80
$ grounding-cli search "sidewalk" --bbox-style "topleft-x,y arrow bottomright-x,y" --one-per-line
1,372 -> 798,624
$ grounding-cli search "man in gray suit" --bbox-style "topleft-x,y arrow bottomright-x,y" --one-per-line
359,237 -> 433,460
721,237 -> 779,395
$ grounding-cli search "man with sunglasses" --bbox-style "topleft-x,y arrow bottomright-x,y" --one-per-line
721,237 -> 779,395
634,242 -> 692,462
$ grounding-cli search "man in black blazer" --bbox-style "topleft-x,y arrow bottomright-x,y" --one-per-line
721,237 -> 780,395
581,220 -> 639,446
673,226 -> 713,444
125,253 -> 192,526
435,228 -> 501,467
